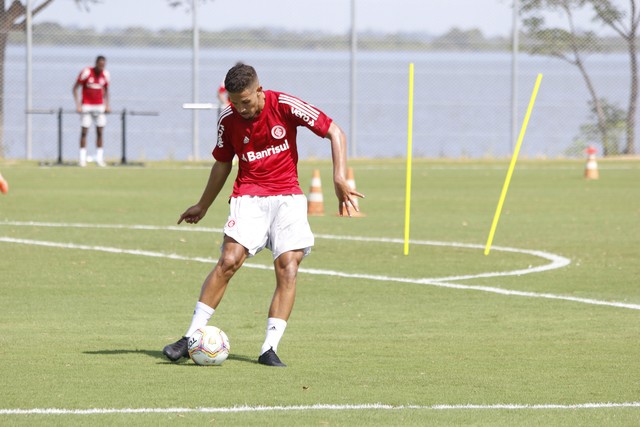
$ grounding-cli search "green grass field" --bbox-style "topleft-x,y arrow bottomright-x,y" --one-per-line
0,159 -> 639,426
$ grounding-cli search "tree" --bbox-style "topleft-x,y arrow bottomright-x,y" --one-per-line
0,0 -> 97,157
572,98 -> 627,155
589,0 -> 639,154
432,28 -> 490,50
520,0 -> 638,155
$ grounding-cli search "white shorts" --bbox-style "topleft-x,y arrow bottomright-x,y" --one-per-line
223,194 -> 314,260
81,104 -> 107,128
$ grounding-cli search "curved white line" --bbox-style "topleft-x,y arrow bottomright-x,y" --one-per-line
0,235 -> 637,311
313,234 -> 572,281
0,220 -> 570,280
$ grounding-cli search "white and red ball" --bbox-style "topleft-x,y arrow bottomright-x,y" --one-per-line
187,326 -> 230,366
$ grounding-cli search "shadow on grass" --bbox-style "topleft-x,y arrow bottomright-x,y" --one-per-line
82,349 -> 259,365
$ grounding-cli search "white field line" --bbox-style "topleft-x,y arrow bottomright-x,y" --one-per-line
1,402 -> 640,415
313,233 -> 572,282
2,235 -> 637,311
354,165 -> 639,171
0,220 -> 571,280
0,221 -> 571,281
2,221 -> 639,310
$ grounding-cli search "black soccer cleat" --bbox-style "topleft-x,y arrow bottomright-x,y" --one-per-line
163,336 -> 190,362
258,347 -> 287,367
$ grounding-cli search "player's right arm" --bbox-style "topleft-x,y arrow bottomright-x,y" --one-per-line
73,68 -> 89,112
178,160 -> 232,224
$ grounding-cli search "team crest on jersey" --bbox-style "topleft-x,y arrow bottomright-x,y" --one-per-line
271,125 -> 286,140
243,136 -> 250,144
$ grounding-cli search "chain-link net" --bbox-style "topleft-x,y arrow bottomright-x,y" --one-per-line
2,1 -> 635,163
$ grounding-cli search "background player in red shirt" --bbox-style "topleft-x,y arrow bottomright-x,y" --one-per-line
73,55 -> 110,167
217,80 -> 230,117
0,172 -> 8,194
164,63 -> 364,367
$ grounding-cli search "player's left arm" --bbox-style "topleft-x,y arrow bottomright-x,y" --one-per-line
103,86 -> 111,113
103,70 -> 111,113
325,121 -> 365,217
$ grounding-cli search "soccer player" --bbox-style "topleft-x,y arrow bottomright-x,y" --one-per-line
73,55 -> 111,167
163,63 -> 364,367
216,80 -> 230,117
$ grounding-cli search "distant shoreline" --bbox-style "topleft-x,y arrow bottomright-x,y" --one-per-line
8,22 -> 629,52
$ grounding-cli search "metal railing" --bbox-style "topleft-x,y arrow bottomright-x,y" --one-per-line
26,108 -> 159,166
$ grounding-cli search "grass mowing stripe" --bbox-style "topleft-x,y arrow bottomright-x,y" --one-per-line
3,234 -> 639,311
2,402 -> 640,415
0,220 -> 219,233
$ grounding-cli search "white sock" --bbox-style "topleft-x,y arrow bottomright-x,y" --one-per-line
79,148 -> 87,166
184,301 -> 215,337
260,317 -> 287,355
96,148 -> 104,163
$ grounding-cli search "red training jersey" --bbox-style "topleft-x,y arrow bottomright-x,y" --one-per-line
213,90 -> 333,197
77,67 -> 110,105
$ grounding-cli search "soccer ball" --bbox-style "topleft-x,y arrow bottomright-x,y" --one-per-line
187,326 -> 230,366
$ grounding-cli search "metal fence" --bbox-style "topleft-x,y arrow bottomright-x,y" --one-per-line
2,1 -> 635,163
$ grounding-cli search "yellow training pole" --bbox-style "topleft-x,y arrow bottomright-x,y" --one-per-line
404,63 -> 415,256
485,73 -> 543,256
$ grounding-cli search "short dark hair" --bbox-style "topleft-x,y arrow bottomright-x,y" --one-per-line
96,55 -> 106,63
224,63 -> 258,94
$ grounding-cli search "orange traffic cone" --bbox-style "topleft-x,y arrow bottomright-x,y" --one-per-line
344,167 -> 364,217
0,173 -> 8,194
584,146 -> 599,180
307,169 -> 324,216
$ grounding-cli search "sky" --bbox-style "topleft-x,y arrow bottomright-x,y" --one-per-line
34,0 -> 522,37
32,0 -> 606,37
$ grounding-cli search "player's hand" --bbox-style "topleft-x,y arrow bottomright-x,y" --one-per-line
178,204 -> 208,225
76,106 -> 82,113
335,181 -> 365,217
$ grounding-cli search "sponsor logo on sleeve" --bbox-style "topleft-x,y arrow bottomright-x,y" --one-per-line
290,107 -> 315,127
278,94 -> 320,127
217,125 -> 225,148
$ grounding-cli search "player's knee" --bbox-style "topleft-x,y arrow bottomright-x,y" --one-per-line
216,253 -> 244,277
275,258 -> 300,283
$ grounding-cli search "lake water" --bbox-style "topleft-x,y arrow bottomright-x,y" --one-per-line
3,45 -> 631,161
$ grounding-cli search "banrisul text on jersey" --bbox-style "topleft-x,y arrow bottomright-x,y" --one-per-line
242,139 -> 290,162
